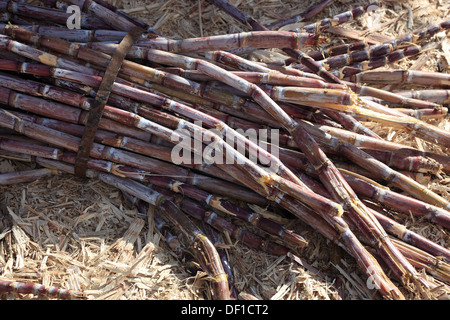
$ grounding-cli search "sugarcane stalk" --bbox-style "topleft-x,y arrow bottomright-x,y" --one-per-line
295,124 -> 433,289
356,92 -> 441,112
214,0 -> 378,77
38,155 -> 292,258
296,120 -> 450,210
308,18 -> 450,63
277,137 -> 442,177
150,176 -> 308,248
202,0 -> 445,155
202,223 -> 237,298
117,64 -> 342,128
119,44 -> 380,145
159,65 -> 334,89
281,96 -> 450,150
155,183 -> 291,256
10,29 -> 432,114
124,183 -> 283,294
296,42 -> 400,71
286,146 -> 433,187
276,119 -> 444,293
168,54 -> 441,110
202,49 -> 322,82
260,156 -> 449,288
0,23 -> 141,42
0,148 -> 32,162
353,69 -> 450,87
0,36 -> 99,76
0,108 -> 193,182
0,134 -> 62,160
40,154 -> 304,256
290,161 -> 450,282
332,45 -> 423,79
133,30 -> 318,52
40,0 -> 159,35
293,41 -> 372,65
0,167 -> 63,185
0,104 -> 345,221
46,150 -> 291,258
0,57 -> 325,205
86,0 -> 159,35
325,43 -> 403,73
0,28 -> 328,128
340,169 -> 450,230
393,89 -> 450,105
0,85 -> 152,142
0,279 -> 85,299
280,159 -> 450,284
306,41 -> 369,62
268,138 -> 443,184
296,18 -> 450,72
204,0 -> 344,85
111,70 -> 316,129
335,161 -> 432,185
0,0 -> 110,29
242,60 -> 325,80
163,114 -> 344,218
0,69 -> 95,110
312,122 -> 450,174
207,0 -> 334,32
359,239 -> 450,296
361,149 -> 443,174
0,49 -> 350,223
204,0 -> 380,140
0,40 -> 306,142
176,197 -> 290,257
389,239 -> 450,285
289,2 -> 382,34
0,11 -> 52,26
0,129 -> 307,249
362,201 -> 450,262
57,0 -> 143,32
0,111 -> 268,206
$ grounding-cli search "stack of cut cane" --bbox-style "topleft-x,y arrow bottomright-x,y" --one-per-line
0,0 -> 449,300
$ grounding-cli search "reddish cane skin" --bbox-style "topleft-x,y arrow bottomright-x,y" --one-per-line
0,280 -> 76,299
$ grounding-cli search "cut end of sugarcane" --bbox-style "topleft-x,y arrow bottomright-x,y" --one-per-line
258,172 -> 277,196
335,204 -> 344,217
315,36 -> 330,46
284,230 -> 309,248
421,157 -> 443,175
208,197 -> 237,216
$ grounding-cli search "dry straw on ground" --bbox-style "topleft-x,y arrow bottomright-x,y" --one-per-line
0,0 -> 449,300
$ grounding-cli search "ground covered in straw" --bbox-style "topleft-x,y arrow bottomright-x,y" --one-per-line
0,0 -> 449,300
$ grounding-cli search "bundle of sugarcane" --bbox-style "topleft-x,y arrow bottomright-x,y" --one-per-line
0,0 -> 449,300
